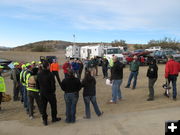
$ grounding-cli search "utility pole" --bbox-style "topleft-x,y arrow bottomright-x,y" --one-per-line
73,34 -> 75,46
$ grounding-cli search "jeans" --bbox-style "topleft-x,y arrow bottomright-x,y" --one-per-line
83,96 -> 101,118
148,78 -> 157,99
23,86 -> 29,111
0,92 -> 2,105
40,93 -> 58,121
127,71 -> 138,88
73,70 -> 80,78
168,75 -> 178,98
64,93 -> 79,123
112,80 -> 123,102
27,91 -> 42,117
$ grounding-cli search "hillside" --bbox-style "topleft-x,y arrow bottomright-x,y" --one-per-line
11,40 -> 110,52
0,46 -> 10,51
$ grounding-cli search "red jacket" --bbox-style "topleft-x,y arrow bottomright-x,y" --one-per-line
50,62 -> 60,72
62,62 -> 71,73
165,59 -> 180,78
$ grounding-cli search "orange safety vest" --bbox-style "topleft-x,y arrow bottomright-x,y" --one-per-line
50,63 -> 60,72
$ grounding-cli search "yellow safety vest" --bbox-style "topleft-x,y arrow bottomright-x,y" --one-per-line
0,76 -> 6,92
109,58 -> 114,67
26,74 -> 39,92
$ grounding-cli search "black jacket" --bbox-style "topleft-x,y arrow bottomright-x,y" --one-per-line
37,69 -> 56,95
82,76 -> 96,97
61,76 -> 81,93
147,64 -> 158,79
111,61 -> 123,80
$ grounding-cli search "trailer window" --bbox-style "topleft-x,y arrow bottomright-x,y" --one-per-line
107,48 -> 122,54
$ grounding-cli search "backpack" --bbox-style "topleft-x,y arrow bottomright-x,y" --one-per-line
28,75 -> 37,89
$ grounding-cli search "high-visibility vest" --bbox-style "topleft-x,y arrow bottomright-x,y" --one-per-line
109,58 -> 114,67
20,70 -> 26,86
26,74 -> 39,92
0,76 -> 6,92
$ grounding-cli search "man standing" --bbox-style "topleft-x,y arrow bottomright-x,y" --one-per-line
0,65 -> 6,110
50,59 -> 61,86
71,59 -> 80,78
125,56 -> 140,89
26,66 -> 42,119
102,57 -> 109,79
37,61 -> 61,126
165,55 -> 180,100
12,62 -> 21,101
62,60 -> 71,78
108,56 -> 124,104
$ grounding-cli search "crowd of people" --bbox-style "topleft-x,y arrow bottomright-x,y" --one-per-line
0,54 -> 179,126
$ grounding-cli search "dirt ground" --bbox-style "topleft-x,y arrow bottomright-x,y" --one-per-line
0,51 -> 180,135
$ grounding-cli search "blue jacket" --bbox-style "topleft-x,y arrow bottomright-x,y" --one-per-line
71,62 -> 80,71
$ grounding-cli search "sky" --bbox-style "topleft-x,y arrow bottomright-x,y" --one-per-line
0,0 -> 180,47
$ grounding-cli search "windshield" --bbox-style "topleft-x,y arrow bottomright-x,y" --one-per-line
107,48 -> 122,54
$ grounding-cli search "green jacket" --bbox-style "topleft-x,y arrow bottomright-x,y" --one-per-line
130,61 -> 140,72
0,76 -> 6,92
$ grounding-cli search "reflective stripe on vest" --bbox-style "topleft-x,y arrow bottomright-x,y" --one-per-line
20,70 -> 26,86
27,87 -> 39,92
0,76 -> 6,92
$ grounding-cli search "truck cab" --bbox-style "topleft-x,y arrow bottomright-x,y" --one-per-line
103,47 -> 126,64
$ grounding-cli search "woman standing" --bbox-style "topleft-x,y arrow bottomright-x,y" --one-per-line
61,70 -> 81,123
146,58 -> 158,101
0,65 -> 6,110
82,70 -> 103,119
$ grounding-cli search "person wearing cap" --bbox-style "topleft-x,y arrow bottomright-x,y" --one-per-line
87,57 -> 96,77
146,58 -> 158,101
12,62 -> 21,101
165,55 -> 180,100
31,61 -> 38,75
125,55 -> 140,89
22,63 -> 33,113
20,64 -> 26,103
71,59 -> 80,78
26,64 -> 42,120
37,61 -> 61,126
102,57 -> 109,79
50,59 -> 61,86
0,65 -> 6,110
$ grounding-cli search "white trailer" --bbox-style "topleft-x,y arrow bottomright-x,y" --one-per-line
65,45 -> 80,58
80,45 -> 104,59
103,47 -> 126,64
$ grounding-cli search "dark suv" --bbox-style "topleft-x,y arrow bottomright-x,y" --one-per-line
154,50 -> 176,63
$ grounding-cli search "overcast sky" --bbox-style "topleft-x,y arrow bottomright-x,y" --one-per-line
0,0 -> 180,47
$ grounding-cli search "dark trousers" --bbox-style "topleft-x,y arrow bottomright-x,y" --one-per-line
73,70 -> 80,78
13,82 -> 20,101
52,71 -> 61,85
27,91 -> 42,117
83,96 -> 101,118
102,67 -> 108,78
41,93 -> 58,121
64,73 -> 69,79
0,92 -> 2,105
168,75 -> 178,98
64,93 -> 79,123
148,78 -> 157,99
95,66 -> 98,76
